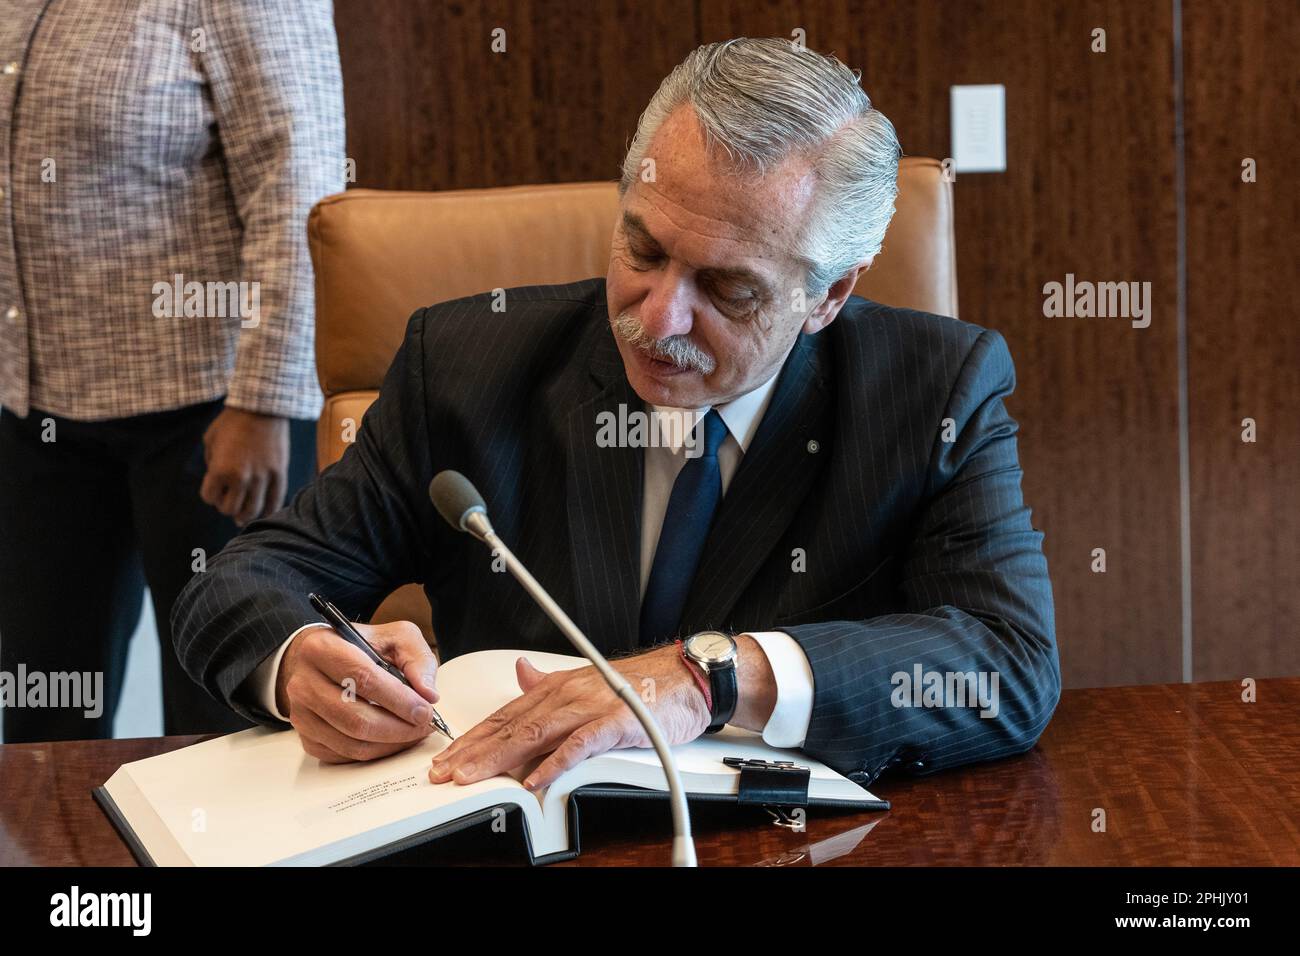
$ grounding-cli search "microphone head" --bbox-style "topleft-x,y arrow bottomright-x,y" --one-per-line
429,470 -> 488,534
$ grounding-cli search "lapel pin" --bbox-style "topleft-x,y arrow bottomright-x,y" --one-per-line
806,439 -> 820,454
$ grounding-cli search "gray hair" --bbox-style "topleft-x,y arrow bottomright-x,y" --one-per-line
619,37 -> 902,299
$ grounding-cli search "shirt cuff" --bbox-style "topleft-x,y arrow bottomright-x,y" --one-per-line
248,623 -> 329,722
744,631 -> 814,749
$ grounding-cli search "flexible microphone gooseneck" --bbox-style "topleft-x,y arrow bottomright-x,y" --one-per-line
428,470 -> 697,867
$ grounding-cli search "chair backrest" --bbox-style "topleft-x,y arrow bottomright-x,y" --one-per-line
306,158 -> 957,638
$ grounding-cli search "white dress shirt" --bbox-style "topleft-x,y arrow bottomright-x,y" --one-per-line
249,363 -> 816,747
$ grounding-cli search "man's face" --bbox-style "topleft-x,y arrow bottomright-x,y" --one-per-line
606,105 -> 826,409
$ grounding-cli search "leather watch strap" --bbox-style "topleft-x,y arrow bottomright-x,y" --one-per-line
705,656 -> 737,733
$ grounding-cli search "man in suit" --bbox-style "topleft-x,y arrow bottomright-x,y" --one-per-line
173,38 -> 1059,790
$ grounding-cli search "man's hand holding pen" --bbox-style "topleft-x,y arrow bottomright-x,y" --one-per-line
277,620 -> 442,763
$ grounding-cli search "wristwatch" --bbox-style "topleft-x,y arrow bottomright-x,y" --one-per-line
682,630 -> 738,733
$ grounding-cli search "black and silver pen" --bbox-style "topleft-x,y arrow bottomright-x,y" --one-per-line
308,592 -> 453,740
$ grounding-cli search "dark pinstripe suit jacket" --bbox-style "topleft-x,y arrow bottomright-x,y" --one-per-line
173,277 -> 1060,786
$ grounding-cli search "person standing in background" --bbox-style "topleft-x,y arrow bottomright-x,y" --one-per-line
0,0 -> 346,741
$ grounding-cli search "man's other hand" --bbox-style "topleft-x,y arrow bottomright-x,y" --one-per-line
428,644 -> 712,791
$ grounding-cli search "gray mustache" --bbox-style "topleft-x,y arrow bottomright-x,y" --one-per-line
611,312 -> 717,374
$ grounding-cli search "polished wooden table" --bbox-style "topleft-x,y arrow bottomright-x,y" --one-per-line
2,678 -> 1297,866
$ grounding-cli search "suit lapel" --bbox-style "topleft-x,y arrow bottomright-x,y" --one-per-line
679,331 -> 832,629
564,314 -> 644,655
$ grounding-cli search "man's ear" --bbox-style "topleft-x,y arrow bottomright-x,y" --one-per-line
802,255 -> 875,334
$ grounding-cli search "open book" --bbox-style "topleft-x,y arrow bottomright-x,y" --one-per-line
95,649 -> 887,865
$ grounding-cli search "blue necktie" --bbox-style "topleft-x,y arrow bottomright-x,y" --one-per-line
639,409 -> 730,646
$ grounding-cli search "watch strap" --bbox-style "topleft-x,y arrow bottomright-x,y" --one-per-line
705,652 -> 738,734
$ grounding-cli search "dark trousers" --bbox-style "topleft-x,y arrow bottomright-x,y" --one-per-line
0,398 -> 316,742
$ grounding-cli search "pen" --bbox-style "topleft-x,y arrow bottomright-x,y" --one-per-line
308,592 -> 454,740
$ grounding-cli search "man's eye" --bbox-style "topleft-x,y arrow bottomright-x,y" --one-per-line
715,290 -> 756,313
628,249 -> 662,269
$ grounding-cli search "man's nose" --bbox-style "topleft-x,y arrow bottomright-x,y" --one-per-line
639,274 -> 695,341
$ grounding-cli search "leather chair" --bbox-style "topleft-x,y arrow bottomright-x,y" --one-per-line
306,156 -> 958,646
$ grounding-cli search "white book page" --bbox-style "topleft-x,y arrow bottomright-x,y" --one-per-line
115,727 -> 529,866
108,651 -> 585,866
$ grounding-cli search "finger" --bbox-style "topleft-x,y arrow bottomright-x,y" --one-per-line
292,701 -> 424,762
523,717 -> 624,791
235,472 -> 269,527
437,668 -> 559,754
364,622 -> 440,703
199,469 -> 224,508
515,657 -> 550,694
264,466 -> 287,516
300,669 -> 435,746
432,696 -> 578,786
433,656 -> 557,757
305,645 -> 435,735
432,680 -> 553,764
299,733 -> 353,764
218,473 -> 247,518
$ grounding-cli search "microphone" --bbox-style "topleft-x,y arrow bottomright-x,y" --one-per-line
429,469 -> 697,867
429,469 -> 491,541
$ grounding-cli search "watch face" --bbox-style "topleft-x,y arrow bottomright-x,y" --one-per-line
687,631 -> 736,665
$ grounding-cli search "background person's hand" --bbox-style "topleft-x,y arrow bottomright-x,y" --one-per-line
277,620 -> 441,763
200,406 -> 290,526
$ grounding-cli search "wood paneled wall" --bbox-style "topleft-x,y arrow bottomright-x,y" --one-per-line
1184,0 -> 1299,681
331,0 -> 1297,689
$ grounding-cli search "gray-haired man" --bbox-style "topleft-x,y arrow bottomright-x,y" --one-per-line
174,38 -> 1059,790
